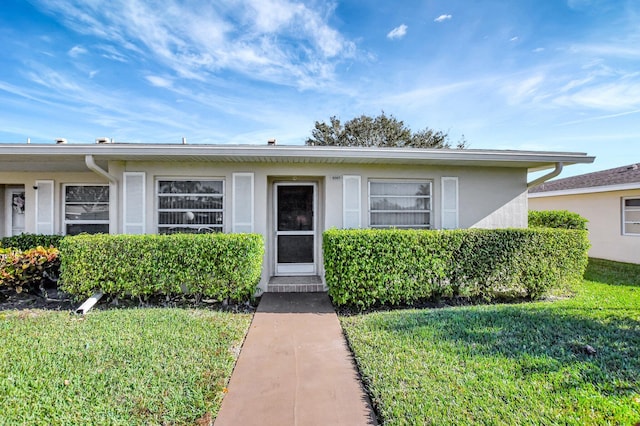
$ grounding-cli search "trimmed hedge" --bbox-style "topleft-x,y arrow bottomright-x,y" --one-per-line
59,233 -> 264,302
528,210 -> 588,230
0,234 -> 64,250
324,228 -> 590,309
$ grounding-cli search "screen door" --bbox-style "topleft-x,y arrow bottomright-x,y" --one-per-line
275,183 -> 316,275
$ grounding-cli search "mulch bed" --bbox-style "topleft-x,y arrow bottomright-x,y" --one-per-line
0,286 -> 256,313
0,286 -> 75,312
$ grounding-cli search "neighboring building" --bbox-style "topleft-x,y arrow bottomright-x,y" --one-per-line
0,142 -> 594,291
529,163 -> 640,264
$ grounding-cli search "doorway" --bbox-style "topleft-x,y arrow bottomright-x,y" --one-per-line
274,183 -> 317,275
5,187 -> 25,236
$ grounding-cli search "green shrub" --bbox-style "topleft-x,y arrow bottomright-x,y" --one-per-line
0,233 -> 64,250
0,234 -> 64,288
528,210 -> 588,230
59,233 -> 264,302
324,228 -> 590,309
0,246 -> 61,294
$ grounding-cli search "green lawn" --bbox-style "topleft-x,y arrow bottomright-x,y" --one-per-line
0,308 -> 252,425
341,259 -> 640,425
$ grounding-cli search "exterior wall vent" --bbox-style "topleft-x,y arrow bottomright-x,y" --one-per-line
267,138 -> 276,146
55,138 -> 67,144
95,137 -> 111,144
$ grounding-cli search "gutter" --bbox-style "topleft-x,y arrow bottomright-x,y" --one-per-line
527,162 -> 563,189
85,154 -> 118,233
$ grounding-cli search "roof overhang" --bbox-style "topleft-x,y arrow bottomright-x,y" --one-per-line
529,182 -> 640,198
0,143 -> 595,173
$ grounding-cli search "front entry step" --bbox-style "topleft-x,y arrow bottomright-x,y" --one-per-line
268,276 -> 324,293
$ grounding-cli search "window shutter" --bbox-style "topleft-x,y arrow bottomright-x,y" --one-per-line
123,172 -> 145,234
35,180 -> 54,234
232,173 -> 254,233
441,177 -> 459,229
343,175 -> 361,229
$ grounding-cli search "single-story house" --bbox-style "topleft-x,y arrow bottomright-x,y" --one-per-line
0,142 -> 594,292
529,163 -> 640,264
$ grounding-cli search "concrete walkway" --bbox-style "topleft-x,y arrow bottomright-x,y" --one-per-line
215,293 -> 377,426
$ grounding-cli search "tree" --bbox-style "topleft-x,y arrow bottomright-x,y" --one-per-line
305,112 -> 467,149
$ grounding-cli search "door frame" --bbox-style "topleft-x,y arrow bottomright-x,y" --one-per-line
5,186 -> 26,237
273,181 -> 317,276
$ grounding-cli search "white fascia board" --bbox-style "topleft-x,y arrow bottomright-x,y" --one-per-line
529,182 -> 640,198
0,144 -> 595,168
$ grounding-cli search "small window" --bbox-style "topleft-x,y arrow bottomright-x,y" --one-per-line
623,197 -> 640,236
64,185 -> 110,235
157,179 -> 224,234
369,181 -> 431,229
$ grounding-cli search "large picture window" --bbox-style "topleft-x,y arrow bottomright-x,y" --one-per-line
64,185 -> 110,235
369,180 -> 431,229
623,197 -> 640,236
157,179 -> 224,234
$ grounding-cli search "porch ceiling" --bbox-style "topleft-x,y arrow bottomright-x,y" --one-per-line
0,143 -> 595,173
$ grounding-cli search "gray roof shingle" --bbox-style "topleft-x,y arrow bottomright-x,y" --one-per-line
530,163 -> 640,193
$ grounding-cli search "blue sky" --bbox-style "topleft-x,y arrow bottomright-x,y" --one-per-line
1,0 -> 638,177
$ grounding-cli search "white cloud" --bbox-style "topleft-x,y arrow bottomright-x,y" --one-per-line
97,45 -> 128,63
554,81 -> 640,110
68,45 -> 87,57
26,68 -> 84,94
510,36 -> 519,42
569,42 -> 640,59
381,80 -> 479,108
387,24 -> 408,40
500,74 -> 546,105
145,75 -> 173,88
567,0 -> 601,10
33,0 -> 356,89
560,76 -> 596,93
434,14 -> 452,23
560,108 -> 640,126
533,47 -> 545,53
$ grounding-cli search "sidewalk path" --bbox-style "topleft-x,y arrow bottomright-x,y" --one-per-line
214,292 -> 377,426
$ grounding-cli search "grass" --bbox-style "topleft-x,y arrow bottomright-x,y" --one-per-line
341,259 -> 640,425
0,308 -> 252,425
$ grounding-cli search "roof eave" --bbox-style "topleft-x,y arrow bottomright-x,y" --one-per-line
529,182 -> 640,197
0,144 -> 595,169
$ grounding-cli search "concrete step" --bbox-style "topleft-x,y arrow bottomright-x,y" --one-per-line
267,275 -> 325,292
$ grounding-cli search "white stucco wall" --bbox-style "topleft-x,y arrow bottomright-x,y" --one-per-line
529,189 -> 640,264
0,173 -> 109,236
1,162 -> 530,291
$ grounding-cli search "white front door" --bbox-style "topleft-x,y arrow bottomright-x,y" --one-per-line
275,183 -> 316,275
5,188 -> 26,236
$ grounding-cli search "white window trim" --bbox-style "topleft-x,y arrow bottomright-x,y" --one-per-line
368,179 -> 432,229
622,196 -> 640,236
156,177 -> 226,234
63,183 -> 110,235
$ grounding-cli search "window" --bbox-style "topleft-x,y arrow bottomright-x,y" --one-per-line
157,179 -> 224,234
64,185 -> 109,235
623,197 -> 640,236
369,180 -> 431,229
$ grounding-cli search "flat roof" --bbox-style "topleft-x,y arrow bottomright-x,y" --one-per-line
0,143 -> 595,173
